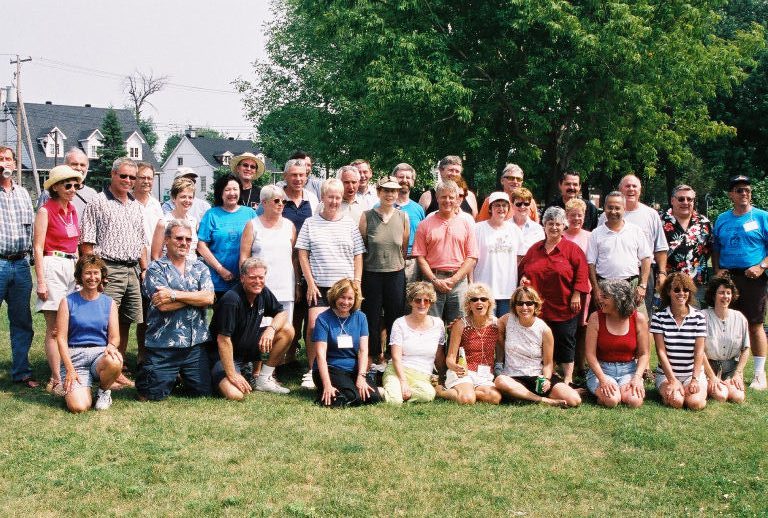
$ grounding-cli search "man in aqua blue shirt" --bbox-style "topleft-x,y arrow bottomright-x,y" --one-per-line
713,175 -> 768,390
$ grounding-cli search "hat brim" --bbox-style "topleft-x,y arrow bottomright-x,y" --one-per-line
44,172 -> 84,190
230,155 -> 265,178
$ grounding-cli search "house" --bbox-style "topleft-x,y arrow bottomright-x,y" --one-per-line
0,95 -> 158,196
159,132 -> 278,201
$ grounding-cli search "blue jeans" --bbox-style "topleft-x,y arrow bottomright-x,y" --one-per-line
495,299 -> 510,318
586,361 -> 637,395
0,258 -> 34,380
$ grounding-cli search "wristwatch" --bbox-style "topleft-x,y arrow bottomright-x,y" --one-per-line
638,284 -> 647,289
760,262 -> 768,269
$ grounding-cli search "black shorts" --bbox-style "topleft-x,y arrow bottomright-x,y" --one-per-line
312,365 -> 382,407
308,287 -> 331,309
729,271 -> 768,324
136,345 -> 212,400
546,316 -> 579,363
512,373 -> 564,397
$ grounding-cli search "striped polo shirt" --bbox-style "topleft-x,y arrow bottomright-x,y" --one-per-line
295,213 -> 366,288
650,306 -> 707,379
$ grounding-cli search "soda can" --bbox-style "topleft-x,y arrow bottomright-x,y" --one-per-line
535,376 -> 547,395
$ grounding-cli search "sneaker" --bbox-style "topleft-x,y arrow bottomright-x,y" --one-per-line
370,361 -> 387,373
301,370 -> 316,390
750,372 -> 767,390
248,373 -> 260,390
94,389 -> 113,410
254,375 -> 290,394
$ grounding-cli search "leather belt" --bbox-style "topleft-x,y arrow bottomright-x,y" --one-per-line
0,252 -> 27,261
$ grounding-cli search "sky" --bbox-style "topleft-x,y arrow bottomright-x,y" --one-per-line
2,0 -> 272,149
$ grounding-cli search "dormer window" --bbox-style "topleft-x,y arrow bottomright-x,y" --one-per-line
89,145 -> 100,158
222,155 -> 231,166
42,128 -> 67,158
129,147 -> 140,159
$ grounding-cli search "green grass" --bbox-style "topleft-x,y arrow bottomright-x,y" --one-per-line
0,305 -> 767,517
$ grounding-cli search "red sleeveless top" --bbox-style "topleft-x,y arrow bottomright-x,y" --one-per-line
596,311 -> 637,363
43,200 -> 79,254
460,317 -> 498,371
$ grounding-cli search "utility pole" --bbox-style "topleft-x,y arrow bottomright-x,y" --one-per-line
10,55 -> 31,185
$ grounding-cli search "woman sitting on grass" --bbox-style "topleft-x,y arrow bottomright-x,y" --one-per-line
585,279 -> 649,408
651,272 -> 707,410
702,274 -> 749,403
436,283 -> 502,405
383,282 -> 445,404
312,278 -> 382,407
494,286 -> 581,407
56,255 -> 123,413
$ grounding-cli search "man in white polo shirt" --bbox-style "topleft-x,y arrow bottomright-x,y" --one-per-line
588,191 -> 652,312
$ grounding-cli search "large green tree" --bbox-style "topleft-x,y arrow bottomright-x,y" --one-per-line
89,109 -> 126,189
238,0 -> 763,200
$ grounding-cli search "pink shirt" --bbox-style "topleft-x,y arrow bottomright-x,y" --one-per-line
412,212 -> 478,270
43,199 -> 79,253
563,229 -> 591,253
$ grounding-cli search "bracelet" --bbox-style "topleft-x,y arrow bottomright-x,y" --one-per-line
638,284 -> 647,289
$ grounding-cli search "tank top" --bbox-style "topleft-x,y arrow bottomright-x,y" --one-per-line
425,188 -> 473,215
66,292 -> 112,347
460,317 -> 498,371
503,315 -> 548,377
43,200 -> 79,253
249,216 -> 295,301
362,209 -> 406,272
596,311 -> 638,363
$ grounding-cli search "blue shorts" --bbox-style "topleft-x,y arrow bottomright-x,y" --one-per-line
136,345 -> 211,400
60,346 -> 105,389
586,361 -> 637,395
210,358 -> 250,387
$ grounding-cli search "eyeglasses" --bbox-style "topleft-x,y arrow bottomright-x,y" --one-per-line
118,173 -> 137,180
734,187 -> 752,194
172,236 -> 193,243
137,176 -> 154,182
62,182 -> 82,190
515,201 -> 531,207
272,199 -> 286,205
412,297 -> 432,304
676,196 -> 694,202
469,297 -> 489,302
503,176 -> 524,182
515,300 -> 535,307
239,163 -> 258,170
672,287 -> 690,293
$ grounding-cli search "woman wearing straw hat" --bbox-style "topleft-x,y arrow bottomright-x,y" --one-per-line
33,164 -> 84,396
230,152 -> 266,209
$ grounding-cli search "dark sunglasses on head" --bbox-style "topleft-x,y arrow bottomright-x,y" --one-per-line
172,236 -> 193,243
118,173 -> 137,180
63,182 -> 83,191
672,287 -> 691,293
515,300 -> 535,307
469,297 -> 489,302
515,201 -> 531,207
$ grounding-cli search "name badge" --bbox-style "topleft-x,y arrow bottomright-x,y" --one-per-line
64,222 -> 79,238
477,364 -> 492,379
337,334 -> 353,349
743,220 -> 759,232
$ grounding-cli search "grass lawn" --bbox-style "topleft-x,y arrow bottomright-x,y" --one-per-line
0,305 -> 766,517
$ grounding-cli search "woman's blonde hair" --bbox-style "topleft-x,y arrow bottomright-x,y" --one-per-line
326,278 -> 363,312
463,283 -> 495,318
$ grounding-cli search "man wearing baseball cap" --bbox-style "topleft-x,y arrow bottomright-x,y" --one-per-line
230,152 -> 265,209
712,175 -> 768,390
161,167 -> 211,223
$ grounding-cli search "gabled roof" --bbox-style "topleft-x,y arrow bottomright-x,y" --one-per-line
184,136 -> 278,171
3,102 -> 157,170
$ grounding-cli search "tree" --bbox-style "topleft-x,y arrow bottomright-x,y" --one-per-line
89,109 -> 126,189
125,71 -> 167,152
238,0 -> 764,201
138,116 -> 159,150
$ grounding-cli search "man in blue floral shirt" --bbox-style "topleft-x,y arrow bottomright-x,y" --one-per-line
661,184 -> 712,299
137,219 -> 215,401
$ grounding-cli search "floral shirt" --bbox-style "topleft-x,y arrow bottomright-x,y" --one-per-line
661,209 -> 712,284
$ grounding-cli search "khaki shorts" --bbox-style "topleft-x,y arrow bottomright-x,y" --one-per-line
103,261 -> 143,324
36,255 -> 76,312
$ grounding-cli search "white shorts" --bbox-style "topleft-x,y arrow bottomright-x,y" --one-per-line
36,255 -> 76,312
655,369 -> 705,390
445,368 -> 495,389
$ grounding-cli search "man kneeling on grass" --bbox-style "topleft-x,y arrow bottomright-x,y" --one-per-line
137,219 -> 215,401
207,257 -> 294,400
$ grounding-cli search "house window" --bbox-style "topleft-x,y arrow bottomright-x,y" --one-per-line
222,156 -> 230,166
129,147 -> 140,159
200,176 -> 207,192
177,156 -> 183,166
89,145 -> 100,158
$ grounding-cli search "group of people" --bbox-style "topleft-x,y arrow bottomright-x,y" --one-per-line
0,143 -> 765,413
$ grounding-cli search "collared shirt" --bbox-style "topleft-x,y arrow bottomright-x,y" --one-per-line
138,196 -> 164,262
516,218 -> 545,255
38,184 -> 99,224
519,238 -> 590,322
598,203 -> 669,258
662,209 -> 712,283
144,257 -> 214,348
358,185 -> 378,209
411,212 -> 479,270
80,187 -> 147,262
264,188 -> 318,233
650,306 -> 706,379
587,221 -> 652,279
0,182 -> 34,255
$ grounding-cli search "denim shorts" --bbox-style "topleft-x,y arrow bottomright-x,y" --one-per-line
707,358 -> 738,380
136,345 -> 211,400
586,361 -> 637,395
60,346 -> 106,389
210,358 -> 249,387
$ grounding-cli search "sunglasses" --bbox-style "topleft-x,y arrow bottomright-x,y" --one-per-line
515,300 -> 535,307
503,176 -> 524,182
412,297 -> 432,304
734,187 -> 752,194
676,196 -> 694,202
272,198 -> 286,205
239,163 -> 258,170
515,201 -> 531,207
469,297 -> 489,302
62,182 -> 83,191
118,173 -> 137,180
672,287 -> 691,293
172,236 -> 193,243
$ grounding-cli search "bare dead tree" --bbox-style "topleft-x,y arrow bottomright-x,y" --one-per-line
124,71 -> 168,122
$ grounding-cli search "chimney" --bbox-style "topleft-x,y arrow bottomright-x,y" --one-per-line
3,85 -> 17,103
85,103 -> 91,108
185,125 -> 196,138
228,137 -> 234,140
45,101 -> 52,105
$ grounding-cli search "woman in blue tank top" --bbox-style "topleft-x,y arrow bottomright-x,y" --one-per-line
56,255 -> 123,412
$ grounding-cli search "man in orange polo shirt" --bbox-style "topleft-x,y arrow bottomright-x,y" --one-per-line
476,163 -> 538,222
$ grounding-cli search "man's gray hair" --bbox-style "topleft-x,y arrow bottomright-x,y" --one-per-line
336,165 -> 360,180
260,184 -> 287,203
542,206 -> 567,226
597,279 -> 637,318
671,184 -> 696,198
164,218 -> 193,238
605,190 -> 625,204
435,179 -> 459,196
111,157 -> 137,173
283,158 -> 306,173
502,163 -> 523,176
392,163 -> 415,176
64,147 -> 88,164
241,256 -> 269,276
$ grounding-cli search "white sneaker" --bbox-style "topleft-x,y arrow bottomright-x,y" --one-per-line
94,389 -> 113,410
254,375 -> 290,394
300,370 -> 316,390
371,361 -> 387,373
750,372 -> 767,390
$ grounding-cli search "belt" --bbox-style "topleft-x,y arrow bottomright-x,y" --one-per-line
725,268 -> 746,276
44,251 -> 77,260
0,252 -> 27,261
598,275 -> 639,283
434,269 -> 458,276
104,258 -> 139,267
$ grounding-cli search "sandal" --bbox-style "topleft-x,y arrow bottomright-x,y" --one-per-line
14,376 -> 40,388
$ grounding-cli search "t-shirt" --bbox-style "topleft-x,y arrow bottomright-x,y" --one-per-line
139,197 -> 164,261
411,212 -> 479,270
312,309 -> 368,373
650,306 -> 707,379
473,221 -> 523,300
389,316 -> 445,375
516,218 -> 545,255
197,205 -> 256,292
239,186 -> 261,209
208,284 -> 284,363
295,214 -> 366,288
713,208 -> 768,269
587,222 -> 652,279
703,308 -> 749,362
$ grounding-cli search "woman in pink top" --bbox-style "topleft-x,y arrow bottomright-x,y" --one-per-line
33,165 -> 83,396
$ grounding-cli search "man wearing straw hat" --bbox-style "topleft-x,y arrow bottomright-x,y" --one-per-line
230,152 -> 265,209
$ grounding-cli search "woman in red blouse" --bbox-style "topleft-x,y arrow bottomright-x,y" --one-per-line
519,206 -> 590,386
